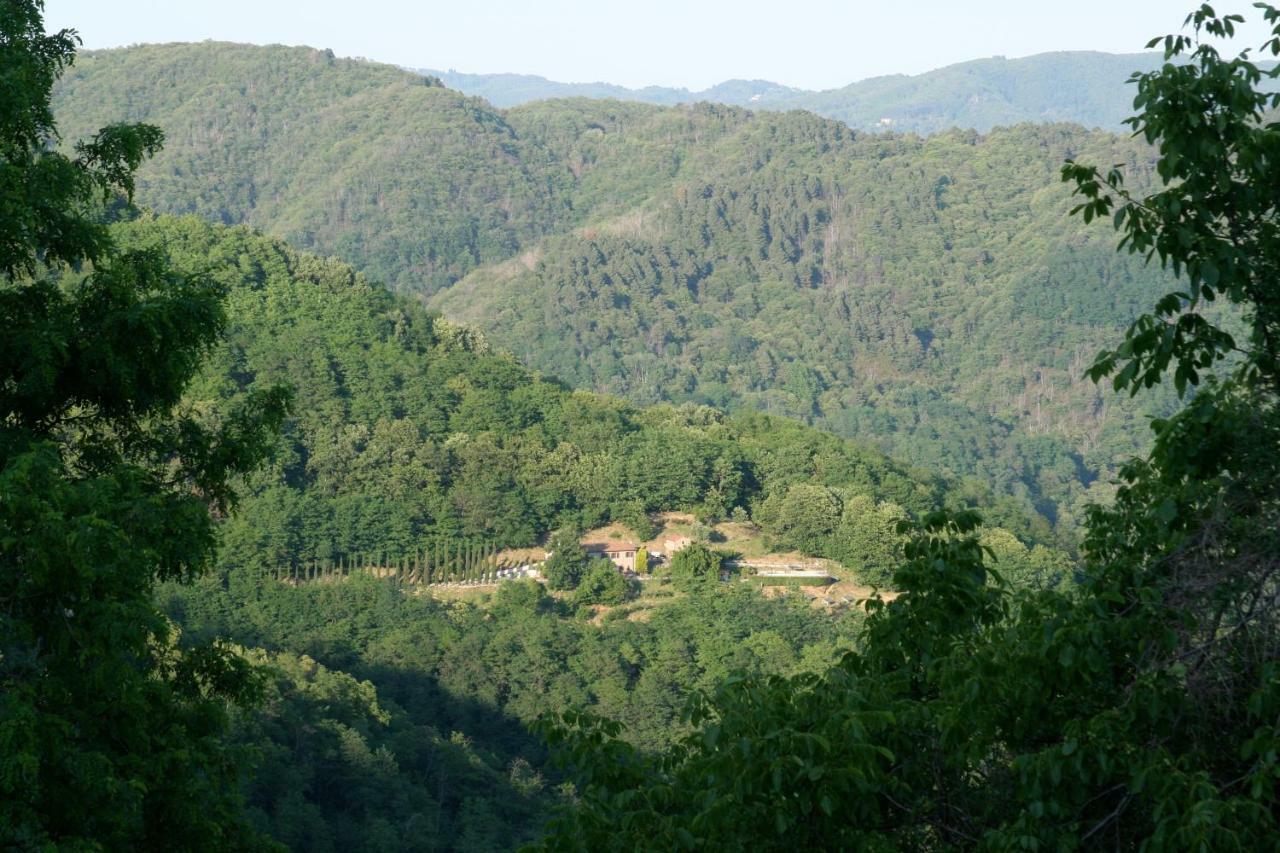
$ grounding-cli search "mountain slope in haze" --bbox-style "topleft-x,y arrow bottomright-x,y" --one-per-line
421,51 -> 1170,133
420,67 -> 802,110
782,51 -> 1175,133
53,42 -> 1177,535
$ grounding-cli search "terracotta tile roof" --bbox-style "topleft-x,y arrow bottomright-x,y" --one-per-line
583,540 -> 638,553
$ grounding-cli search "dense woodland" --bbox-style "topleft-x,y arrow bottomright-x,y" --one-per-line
52,44 -> 1189,540
112,214 -> 1063,581
101,214 -> 1063,848
5,0 -> 1280,849
434,114 -> 1184,537
163,570 -> 859,849
530,7 -> 1280,845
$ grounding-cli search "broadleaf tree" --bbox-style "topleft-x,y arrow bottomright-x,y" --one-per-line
0,2 -> 288,849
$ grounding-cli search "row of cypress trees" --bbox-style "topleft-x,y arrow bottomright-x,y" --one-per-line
272,540 -> 507,586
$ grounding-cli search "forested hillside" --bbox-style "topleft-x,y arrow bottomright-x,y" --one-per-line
529,7 -> 1280,845
14,1 -> 1280,849
51,42 -> 1180,537
101,213 -> 1055,849
52,43 -> 573,295
434,112 -> 1181,533
120,215 -> 1065,574
164,568 -> 862,850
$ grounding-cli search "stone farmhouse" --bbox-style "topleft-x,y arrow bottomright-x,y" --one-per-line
583,540 -> 638,572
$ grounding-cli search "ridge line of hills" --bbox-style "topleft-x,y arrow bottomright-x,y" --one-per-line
415,49 -> 1274,133
416,50 -> 1173,133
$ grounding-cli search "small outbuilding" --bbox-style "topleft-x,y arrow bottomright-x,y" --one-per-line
662,536 -> 693,556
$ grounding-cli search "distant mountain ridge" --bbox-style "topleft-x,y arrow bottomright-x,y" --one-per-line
419,51 -> 1170,133
417,67 -> 803,110
421,51 -> 1280,134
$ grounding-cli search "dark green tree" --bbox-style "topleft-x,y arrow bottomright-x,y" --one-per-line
492,578 -> 551,616
573,558 -> 631,607
757,482 -> 842,555
543,529 -> 588,591
667,543 -> 723,591
0,3 -> 287,848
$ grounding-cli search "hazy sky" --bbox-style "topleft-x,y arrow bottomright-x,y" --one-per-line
43,1 -> 1277,91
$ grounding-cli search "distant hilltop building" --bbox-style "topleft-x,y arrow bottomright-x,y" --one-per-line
583,540 -> 638,572
878,117 -> 894,127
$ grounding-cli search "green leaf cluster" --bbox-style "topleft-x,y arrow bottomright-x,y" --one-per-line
1,4 -> 286,848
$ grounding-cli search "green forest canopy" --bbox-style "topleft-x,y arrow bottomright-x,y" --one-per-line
10,1 -> 1278,849
117,214 -> 1062,580
92,210 -> 1059,847
10,155 -> 1056,849
113,212 -> 1039,851
531,4 -> 1280,847
51,43 -> 1189,539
